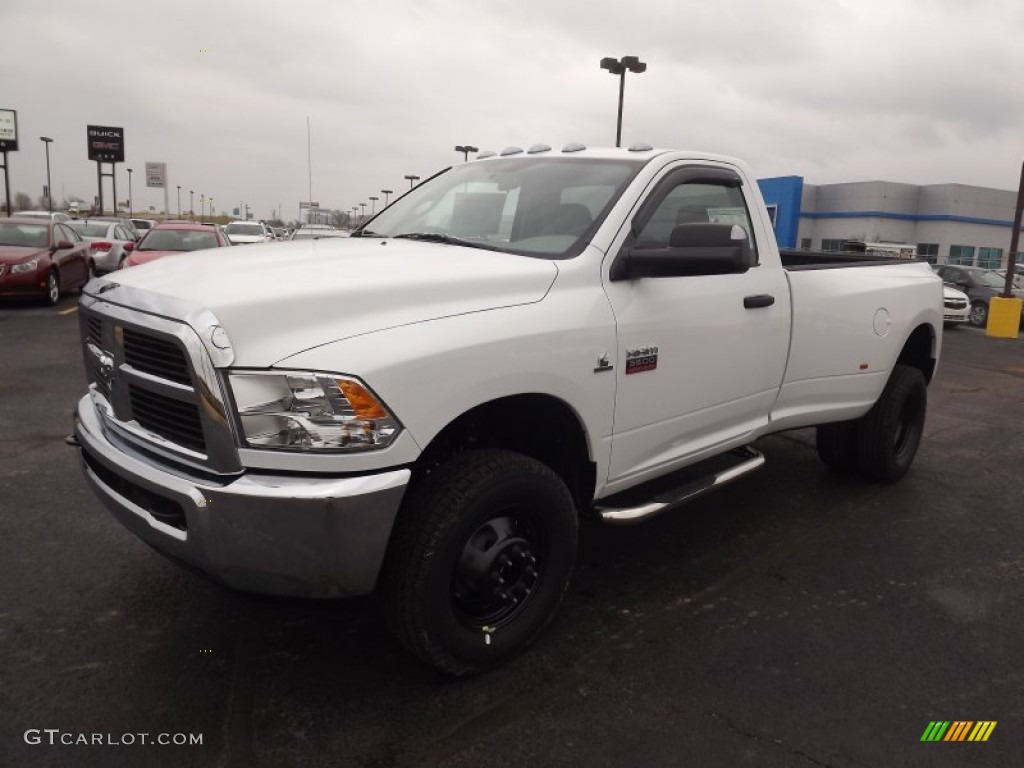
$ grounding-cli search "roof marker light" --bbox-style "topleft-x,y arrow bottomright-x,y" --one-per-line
562,142 -> 586,153
527,144 -> 552,154
499,146 -> 524,156
628,142 -> 654,152
476,150 -> 497,159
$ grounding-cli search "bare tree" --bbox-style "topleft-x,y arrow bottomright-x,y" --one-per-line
14,192 -> 32,211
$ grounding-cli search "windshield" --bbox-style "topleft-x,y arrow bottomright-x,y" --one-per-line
360,156 -> 643,259
139,230 -> 219,251
0,222 -> 48,247
70,221 -> 111,237
977,270 -> 1008,288
225,223 -> 264,236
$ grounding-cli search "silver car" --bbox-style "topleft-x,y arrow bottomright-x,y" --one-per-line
68,220 -> 137,274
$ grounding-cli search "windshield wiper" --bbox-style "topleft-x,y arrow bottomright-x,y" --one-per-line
350,229 -> 386,238
392,232 -> 501,251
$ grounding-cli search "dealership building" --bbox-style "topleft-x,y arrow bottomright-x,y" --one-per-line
758,176 -> 1023,269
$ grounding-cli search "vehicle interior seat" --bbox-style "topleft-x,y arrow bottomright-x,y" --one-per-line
535,203 -> 593,237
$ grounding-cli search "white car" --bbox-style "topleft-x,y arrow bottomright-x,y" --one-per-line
14,210 -> 71,223
941,284 -> 970,327
223,221 -> 272,245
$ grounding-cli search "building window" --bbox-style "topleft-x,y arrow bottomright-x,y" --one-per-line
800,237 -> 812,250
977,247 -> 1003,269
821,238 -> 845,252
1017,252 -> 1024,266
917,243 -> 939,264
948,245 -> 975,266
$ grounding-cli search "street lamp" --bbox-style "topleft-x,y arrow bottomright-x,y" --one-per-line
177,185 -> 181,218
381,189 -> 393,207
454,145 -> 478,162
190,190 -> 194,222
404,174 -> 420,189
200,194 -> 205,223
359,202 -> 366,218
369,195 -> 378,214
599,55 -> 647,148
39,137 -> 54,212
126,167 -> 133,217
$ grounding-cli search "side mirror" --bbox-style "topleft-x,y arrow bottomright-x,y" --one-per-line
123,242 -> 135,252
55,239 -> 74,250
611,223 -> 752,281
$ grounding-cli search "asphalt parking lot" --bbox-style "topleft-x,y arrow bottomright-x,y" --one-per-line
1,299 -> 1022,768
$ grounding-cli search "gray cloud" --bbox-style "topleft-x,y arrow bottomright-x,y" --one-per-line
2,0 -> 1022,220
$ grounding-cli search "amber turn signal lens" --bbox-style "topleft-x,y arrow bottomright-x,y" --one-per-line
337,379 -> 389,419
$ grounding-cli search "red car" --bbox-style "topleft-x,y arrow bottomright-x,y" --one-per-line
0,218 -> 92,305
122,222 -> 231,267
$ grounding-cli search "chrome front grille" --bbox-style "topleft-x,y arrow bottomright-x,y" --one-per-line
944,299 -> 967,310
78,294 -> 241,475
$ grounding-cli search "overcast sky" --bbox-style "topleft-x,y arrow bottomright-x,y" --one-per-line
3,0 -> 1022,221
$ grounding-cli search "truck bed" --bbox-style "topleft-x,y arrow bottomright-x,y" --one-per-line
780,248 -> 926,271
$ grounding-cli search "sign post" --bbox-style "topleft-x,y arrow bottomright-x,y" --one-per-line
145,161 -> 169,218
0,109 -> 18,217
87,125 -> 124,215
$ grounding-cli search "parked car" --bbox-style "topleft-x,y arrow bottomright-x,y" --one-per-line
68,220 -> 137,274
74,146 -> 943,675
0,218 -> 91,304
88,216 -> 142,241
13,210 -> 72,223
934,264 -> 1024,327
940,284 -> 970,328
995,268 -> 1024,290
130,218 -> 158,236
290,225 -> 349,240
122,222 -> 231,267
223,221 -> 273,245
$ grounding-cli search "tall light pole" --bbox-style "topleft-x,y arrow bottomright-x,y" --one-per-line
600,55 -> 647,148
126,167 -> 133,217
177,185 -> 181,218
381,189 -> 393,207
455,145 -> 478,162
359,202 -> 366,219
368,195 -> 378,214
189,190 -> 194,222
404,174 -> 420,189
200,194 -> 205,223
39,137 -> 54,212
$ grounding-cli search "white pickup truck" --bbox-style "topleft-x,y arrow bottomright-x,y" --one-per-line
74,145 -> 943,675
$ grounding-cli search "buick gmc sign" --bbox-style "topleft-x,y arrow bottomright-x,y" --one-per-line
87,125 -> 124,162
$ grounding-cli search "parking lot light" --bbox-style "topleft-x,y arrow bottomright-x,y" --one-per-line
600,55 -> 647,148
39,137 -> 54,212
404,174 -> 419,189
455,145 -> 478,162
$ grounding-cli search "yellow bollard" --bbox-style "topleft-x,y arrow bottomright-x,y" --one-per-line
986,297 -> 1023,338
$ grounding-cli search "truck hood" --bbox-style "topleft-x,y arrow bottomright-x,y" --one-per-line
99,238 -> 558,365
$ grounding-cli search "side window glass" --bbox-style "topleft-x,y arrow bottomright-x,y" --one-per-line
633,180 -> 759,265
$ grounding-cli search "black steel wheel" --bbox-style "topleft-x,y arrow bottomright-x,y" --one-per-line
381,449 -> 578,676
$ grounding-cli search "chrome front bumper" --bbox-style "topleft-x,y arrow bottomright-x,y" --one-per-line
74,394 -> 410,598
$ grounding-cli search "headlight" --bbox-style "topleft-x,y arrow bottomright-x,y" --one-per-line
11,260 -> 38,274
228,371 -> 401,452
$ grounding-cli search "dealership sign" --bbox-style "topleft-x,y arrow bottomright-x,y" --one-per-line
0,109 -> 17,152
87,125 -> 124,162
145,162 -> 166,188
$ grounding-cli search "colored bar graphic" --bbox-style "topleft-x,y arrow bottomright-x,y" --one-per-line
921,721 -> 950,741
921,721 -> 996,742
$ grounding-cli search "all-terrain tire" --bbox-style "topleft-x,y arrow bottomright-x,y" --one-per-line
380,449 -> 578,676
853,364 -> 927,482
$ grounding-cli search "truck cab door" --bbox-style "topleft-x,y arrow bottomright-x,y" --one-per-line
602,163 -> 791,490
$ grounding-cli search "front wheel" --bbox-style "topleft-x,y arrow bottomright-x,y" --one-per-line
381,449 -> 578,676
853,364 -> 927,482
44,269 -> 60,306
969,302 -> 988,327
